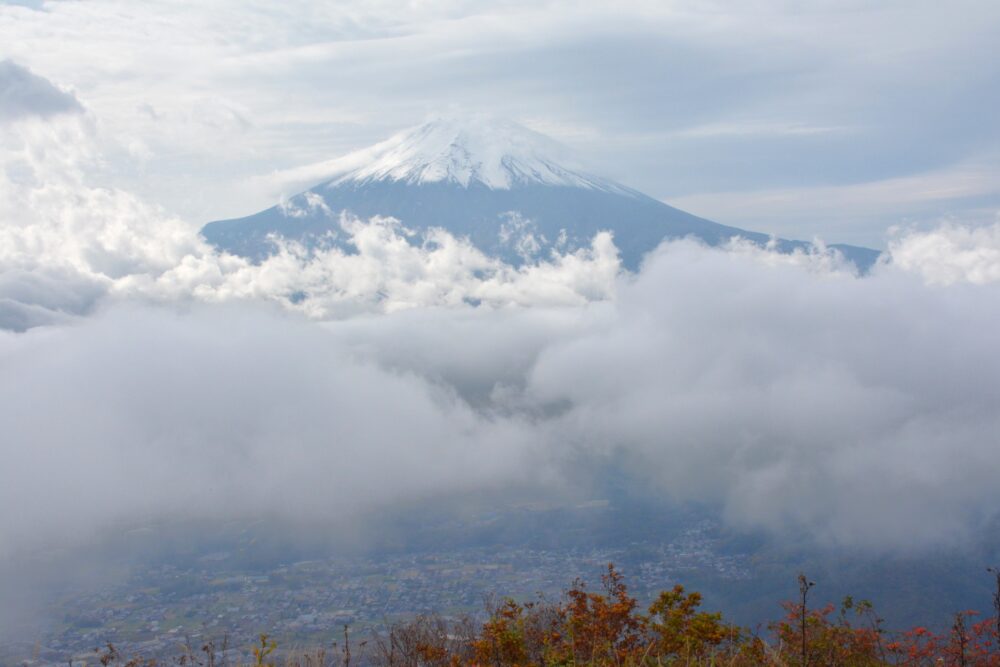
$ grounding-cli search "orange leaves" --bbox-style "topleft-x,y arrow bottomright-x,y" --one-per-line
462,565 -> 1000,666
252,634 -> 277,667
472,598 -> 531,665
647,583 -> 735,659
471,564 -> 737,665
772,600 -> 886,666
361,564 -> 1000,666
80,565 -> 1000,667
561,564 -> 646,664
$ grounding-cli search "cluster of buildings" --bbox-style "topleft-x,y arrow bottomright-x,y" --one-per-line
4,523 -> 748,667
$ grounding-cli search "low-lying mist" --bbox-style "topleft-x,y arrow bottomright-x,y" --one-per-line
3,233 -> 1000,556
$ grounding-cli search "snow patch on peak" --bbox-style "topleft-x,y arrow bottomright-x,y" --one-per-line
326,116 -> 630,192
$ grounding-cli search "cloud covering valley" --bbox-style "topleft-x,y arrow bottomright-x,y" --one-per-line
2,60 -> 1000,568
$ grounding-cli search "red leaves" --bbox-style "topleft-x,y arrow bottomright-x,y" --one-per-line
373,564 -> 1000,665
470,564 -> 739,665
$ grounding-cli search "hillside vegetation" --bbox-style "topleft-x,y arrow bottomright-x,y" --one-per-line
90,564 -> 1000,667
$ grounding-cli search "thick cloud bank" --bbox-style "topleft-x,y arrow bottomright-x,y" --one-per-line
0,60 -> 82,123
529,243 -> 1000,549
2,68 -> 1000,557
889,222 -> 1000,285
3,236 -> 1000,554
0,105 -> 619,331
0,305 -> 545,556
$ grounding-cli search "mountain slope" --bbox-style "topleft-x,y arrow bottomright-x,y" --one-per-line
202,117 -> 881,270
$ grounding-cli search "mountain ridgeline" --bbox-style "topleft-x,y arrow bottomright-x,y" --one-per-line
201,117 -> 881,271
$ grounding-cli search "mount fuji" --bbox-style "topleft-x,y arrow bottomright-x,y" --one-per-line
201,117 -> 880,270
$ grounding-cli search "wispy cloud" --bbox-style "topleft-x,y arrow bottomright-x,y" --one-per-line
670,160 -> 1000,247
668,121 -> 852,139
1,1 -> 997,236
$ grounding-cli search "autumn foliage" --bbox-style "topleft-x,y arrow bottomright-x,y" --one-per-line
91,564 -> 1000,667
365,564 -> 1000,666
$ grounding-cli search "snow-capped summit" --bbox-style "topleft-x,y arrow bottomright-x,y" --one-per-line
202,116 -> 881,271
323,116 -> 628,193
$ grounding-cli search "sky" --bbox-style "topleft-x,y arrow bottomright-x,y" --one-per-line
2,0 -> 1000,613
2,0 -> 1000,249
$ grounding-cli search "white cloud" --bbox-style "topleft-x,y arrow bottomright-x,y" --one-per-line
2,1 -> 999,236
0,304 -> 544,557
0,106 -> 620,329
2,54 -> 1000,566
887,220 -> 1000,285
523,239 -> 1000,549
3,232 -> 1000,559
